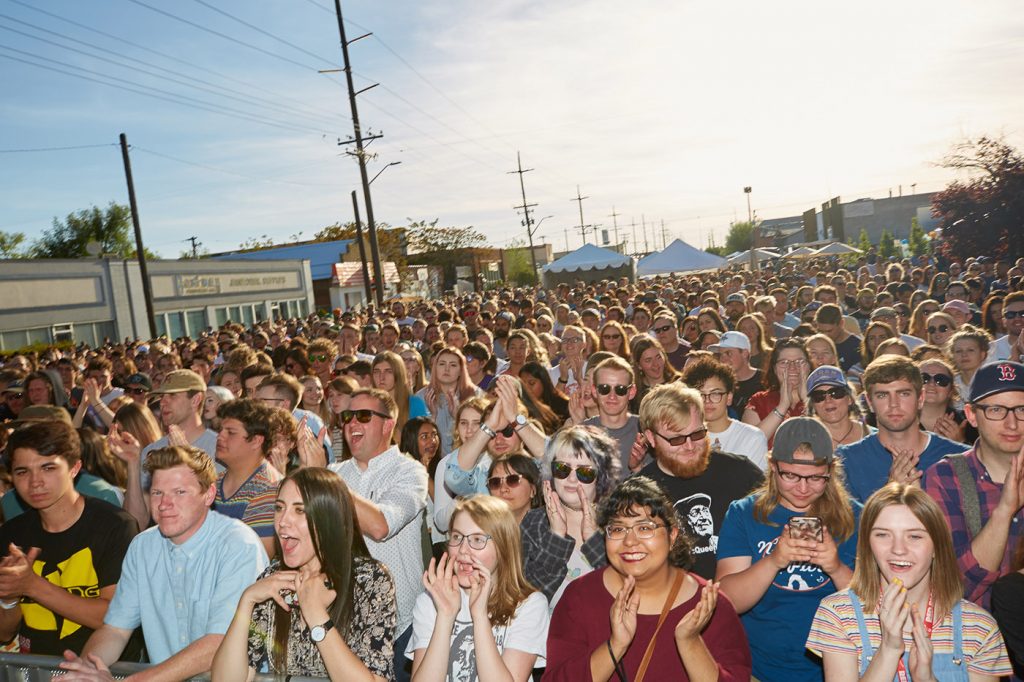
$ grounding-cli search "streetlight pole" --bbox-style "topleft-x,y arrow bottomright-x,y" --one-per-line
744,186 -> 756,273
370,161 -> 401,185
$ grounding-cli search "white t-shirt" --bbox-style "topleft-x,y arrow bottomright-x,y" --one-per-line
407,590 -> 549,680
991,335 -> 1013,363
710,419 -> 769,471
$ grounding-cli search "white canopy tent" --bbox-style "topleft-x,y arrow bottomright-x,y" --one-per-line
726,248 -> 781,267
784,246 -> 818,259
637,239 -> 726,276
814,242 -> 863,256
542,243 -> 635,285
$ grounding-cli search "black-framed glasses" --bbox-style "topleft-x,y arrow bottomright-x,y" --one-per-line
551,461 -> 597,484
605,521 -> 666,541
810,386 -> 849,403
928,325 -> 951,335
700,390 -> 727,404
340,409 -> 391,424
495,423 -> 517,438
774,464 -> 831,485
447,532 -> 492,550
973,404 -> 1024,421
653,324 -> 674,334
596,383 -> 631,396
653,428 -> 707,446
126,387 -> 149,396
486,473 -> 522,490
921,372 -> 953,387
1004,310 -> 1024,320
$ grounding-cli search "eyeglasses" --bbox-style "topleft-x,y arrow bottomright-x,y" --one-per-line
340,409 -> 391,424
447,532 -> 492,550
972,404 -> 1024,421
309,354 -> 330,363
605,521 -> 666,541
562,336 -> 584,344
551,461 -> 597,484
652,428 -> 707,446
1005,310 -> 1024,320
126,387 -> 149,396
776,359 -> 808,368
700,390 -> 727,404
486,473 -> 522,490
601,334 -> 623,341
6,392 -> 24,400
774,464 -> 831,485
596,383 -> 631,396
928,325 -> 951,335
653,324 -> 674,334
921,372 -> 953,387
810,386 -> 849,403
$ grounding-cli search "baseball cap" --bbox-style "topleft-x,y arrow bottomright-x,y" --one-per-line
125,373 -> 153,391
969,362 -> 1024,403
11,404 -> 74,427
807,365 -> 846,393
870,307 -> 898,321
802,301 -> 822,316
581,308 -> 601,318
942,300 -> 970,316
2,380 -> 25,394
725,293 -> 747,304
772,417 -> 833,464
150,369 -> 206,394
707,331 -> 751,353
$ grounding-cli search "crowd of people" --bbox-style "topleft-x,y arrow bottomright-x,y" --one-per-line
0,249 -> 1023,681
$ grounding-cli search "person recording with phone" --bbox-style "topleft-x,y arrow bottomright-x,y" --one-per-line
716,417 -> 861,682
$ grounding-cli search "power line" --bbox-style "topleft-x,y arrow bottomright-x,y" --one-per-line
131,146 -> 338,189
0,143 -> 116,153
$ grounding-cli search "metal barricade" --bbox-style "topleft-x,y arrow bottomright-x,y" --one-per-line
0,653 -> 327,681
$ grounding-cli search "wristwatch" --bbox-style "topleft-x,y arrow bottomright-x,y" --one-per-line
513,414 -> 528,431
480,423 -> 497,440
310,619 -> 335,643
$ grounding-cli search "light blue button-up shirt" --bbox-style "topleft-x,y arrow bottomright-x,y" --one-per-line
104,510 -> 268,663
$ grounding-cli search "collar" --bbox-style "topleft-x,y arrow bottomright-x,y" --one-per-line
167,509 -> 217,558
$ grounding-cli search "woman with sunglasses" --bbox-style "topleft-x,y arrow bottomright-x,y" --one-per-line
212,468 -> 396,681
545,476 -> 752,681
805,366 -> 870,447
598,321 -> 632,362
806,483 -> 1011,681
520,426 -> 620,610
487,453 -> 543,525
917,357 -> 972,444
925,311 -> 958,348
410,496 -> 549,681
947,326 -> 992,411
716,417 -> 859,682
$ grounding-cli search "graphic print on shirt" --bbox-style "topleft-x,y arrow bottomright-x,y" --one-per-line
676,493 -> 718,555
22,547 -> 99,639
448,617 -> 506,682
756,537 -> 832,592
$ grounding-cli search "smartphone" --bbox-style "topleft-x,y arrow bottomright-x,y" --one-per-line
789,516 -> 823,542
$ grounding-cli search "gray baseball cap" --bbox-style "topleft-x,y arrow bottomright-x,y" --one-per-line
772,417 -> 833,464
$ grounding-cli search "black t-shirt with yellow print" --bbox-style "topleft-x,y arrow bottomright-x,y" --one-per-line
0,496 -> 138,655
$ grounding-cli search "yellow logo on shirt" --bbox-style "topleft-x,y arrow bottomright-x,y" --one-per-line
21,548 -> 99,639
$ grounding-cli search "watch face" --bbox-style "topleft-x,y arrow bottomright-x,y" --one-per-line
516,414 -> 527,425
310,626 -> 326,642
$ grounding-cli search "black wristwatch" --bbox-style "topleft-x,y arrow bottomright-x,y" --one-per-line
310,619 -> 335,643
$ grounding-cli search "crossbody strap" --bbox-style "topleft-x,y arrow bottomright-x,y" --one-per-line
634,569 -> 686,682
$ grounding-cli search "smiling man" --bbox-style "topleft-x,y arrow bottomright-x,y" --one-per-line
635,382 -> 764,579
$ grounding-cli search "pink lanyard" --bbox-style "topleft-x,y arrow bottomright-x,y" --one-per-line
894,591 -> 935,682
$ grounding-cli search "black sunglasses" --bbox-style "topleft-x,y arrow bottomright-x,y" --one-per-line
596,383 -> 631,396
928,325 -> 951,335
126,387 -> 149,396
1005,310 -> 1024,320
486,474 -> 522,491
340,409 -> 391,424
652,324 -> 674,334
810,386 -> 848,403
653,428 -> 708,446
496,424 -> 517,438
551,461 -> 597,484
921,372 -> 953,387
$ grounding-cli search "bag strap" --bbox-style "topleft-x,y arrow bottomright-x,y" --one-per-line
634,569 -> 686,682
948,454 -> 982,538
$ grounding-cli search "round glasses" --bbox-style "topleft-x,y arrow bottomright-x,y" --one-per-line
447,532 -> 492,550
605,521 -> 666,541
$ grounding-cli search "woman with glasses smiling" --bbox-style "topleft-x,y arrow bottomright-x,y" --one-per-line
743,338 -> 812,446
716,417 -> 860,682
925,311 -> 958,348
545,476 -> 751,681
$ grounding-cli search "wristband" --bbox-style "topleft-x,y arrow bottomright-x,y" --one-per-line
0,599 -> 19,610
557,378 -> 568,384
772,408 -> 786,420
479,424 -> 497,440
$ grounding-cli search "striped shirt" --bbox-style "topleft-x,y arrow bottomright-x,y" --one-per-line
214,462 -> 283,538
806,589 -> 1011,676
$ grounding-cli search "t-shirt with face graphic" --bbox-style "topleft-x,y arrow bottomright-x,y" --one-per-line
636,451 -> 765,579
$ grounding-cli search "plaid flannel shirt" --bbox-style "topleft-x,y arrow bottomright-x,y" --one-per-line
922,446 -> 1024,609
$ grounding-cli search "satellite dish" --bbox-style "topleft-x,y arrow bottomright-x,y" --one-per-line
85,241 -> 102,257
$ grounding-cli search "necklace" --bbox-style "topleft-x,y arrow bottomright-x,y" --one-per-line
831,420 -> 856,445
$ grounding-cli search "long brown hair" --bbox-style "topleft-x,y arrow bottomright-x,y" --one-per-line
112,401 -> 162,447
752,456 -> 856,543
849,483 -> 962,618
373,351 -> 412,442
450,496 -> 536,627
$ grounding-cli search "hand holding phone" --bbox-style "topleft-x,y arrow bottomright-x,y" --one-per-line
789,516 -> 823,543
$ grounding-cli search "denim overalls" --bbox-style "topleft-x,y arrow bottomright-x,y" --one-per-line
848,592 -> 968,681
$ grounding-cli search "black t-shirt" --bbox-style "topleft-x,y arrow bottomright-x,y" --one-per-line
636,452 -> 765,579
732,371 -> 764,414
835,334 -> 862,372
991,571 -> 1024,679
0,497 -> 138,655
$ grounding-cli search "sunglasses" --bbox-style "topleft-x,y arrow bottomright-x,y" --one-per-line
496,424 -> 517,438
6,392 -> 24,400
340,409 -> 391,424
810,386 -> 848,403
596,383 -> 631,396
601,334 -> 622,341
652,324 -> 674,334
551,460 -> 597,483
486,474 -> 522,491
928,325 -> 951,335
653,428 -> 708,446
126,387 -> 149,396
309,354 -> 330,363
1005,310 -> 1024,320
921,372 -> 953,387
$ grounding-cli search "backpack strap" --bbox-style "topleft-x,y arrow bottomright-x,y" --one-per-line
948,454 -> 982,538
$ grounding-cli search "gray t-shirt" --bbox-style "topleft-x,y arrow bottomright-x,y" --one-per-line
584,414 -> 641,478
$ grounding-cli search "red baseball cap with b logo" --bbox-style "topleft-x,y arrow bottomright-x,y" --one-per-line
968,362 -> 1024,403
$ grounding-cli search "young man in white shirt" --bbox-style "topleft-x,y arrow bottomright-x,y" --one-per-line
681,355 -> 768,470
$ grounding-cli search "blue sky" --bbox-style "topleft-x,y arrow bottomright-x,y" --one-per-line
2,0 -> 1022,258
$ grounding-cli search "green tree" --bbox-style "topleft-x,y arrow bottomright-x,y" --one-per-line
406,219 -> 486,258
724,221 -> 756,254
503,239 -> 535,285
32,203 -> 154,258
908,217 -> 928,257
878,229 -> 896,259
857,228 -> 872,253
0,230 -> 28,258
313,220 -> 407,274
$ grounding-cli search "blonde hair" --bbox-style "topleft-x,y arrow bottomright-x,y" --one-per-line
639,382 -> 703,432
143,445 -> 217,489
372,351 -> 412,442
753,455 -> 856,542
850,483 -> 961,617
451,496 -> 536,626
453,396 -> 489,449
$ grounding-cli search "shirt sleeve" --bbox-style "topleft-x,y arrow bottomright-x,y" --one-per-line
376,460 -> 428,541
964,603 -> 1013,675
408,395 -> 430,419
502,591 -> 549,664
539,580 -> 598,681
520,512 -> 575,603
443,456 -> 487,497
805,596 -> 856,657
351,561 -> 396,680
405,591 -> 437,659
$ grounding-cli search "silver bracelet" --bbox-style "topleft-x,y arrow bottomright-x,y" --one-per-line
772,408 -> 786,420
0,598 -> 19,610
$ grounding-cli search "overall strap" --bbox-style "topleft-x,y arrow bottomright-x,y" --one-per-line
848,592 -> 875,675
952,600 -> 966,669
949,454 -> 982,538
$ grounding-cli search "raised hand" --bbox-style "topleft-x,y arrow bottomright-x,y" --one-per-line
811,526 -> 841,575
82,378 -> 101,406
609,575 -> 639,654
542,481 -> 567,537
0,544 -> 41,600
106,423 -> 142,466
995,451 -> 1024,518
167,424 -> 189,448
241,570 -> 301,611
578,486 -> 599,540
628,433 -> 649,473
675,581 -> 718,643
877,578 -> 910,654
467,557 -> 493,622
422,554 -> 461,621
295,569 -> 337,622
568,386 -> 586,425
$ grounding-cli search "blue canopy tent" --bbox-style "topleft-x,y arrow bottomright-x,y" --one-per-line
637,239 -> 726,276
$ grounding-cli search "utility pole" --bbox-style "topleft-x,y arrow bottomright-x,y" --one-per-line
630,219 -> 638,257
351,191 -> 373,305
509,152 -> 538,283
119,133 -> 156,339
571,186 -> 590,246
563,227 -> 570,253
186,236 -> 201,259
661,219 -> 668,249
641,214 -> 650,254
608,206 -> 621,252
333,0 -> 385,307
745,186 -> 755,273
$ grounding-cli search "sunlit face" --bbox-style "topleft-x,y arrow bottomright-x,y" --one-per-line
326,388 -> 351,415
737,320 -> 760,350
10,447 -> 81,512
372,362 -> 396,392
698,314 -> 717,333
965,390 -> 1024,457
417,422 -> 440,460
487,422 -> 521,457
716,347 -> 747,373
149,465 -> 215,545
26,378 -> 52,406
806,339 -> 836,369
866,379 -> 923,433
552,451 -> 598,508
919,361 -> 953,407
160,391 -> 200,428
774,459 -> 830,512
1004,302 -> 1024,338
605,505 -> 677,582
434,352 -> 461,385
457,407 -> 482,445
87,369 -> 112,391
381,328 -> 399,351
445,329 -> 467,349
869,504 -> 934,593
506,338 -> 528,365
697,376 -> 731,423
216,416 -> 263,464
519,372 -> 544,400
926,314 -> 954,346
219,371 -> 242,398
344,394 -> 394,461
594,368 -> 634,417
202,390 -> 224,421
487,462 -> 533,517
866,326 -> 893,355
275,480 -> 317,570
951,338 -> 985,373
449,511 -> 499,589
639,347 -> 665,382
600,327 -> 624,353
537,317 -> 553,334
632,311 -> 650,332
401,353 -> 420,382
301,377 -> 324,408
645,407 -> 710,478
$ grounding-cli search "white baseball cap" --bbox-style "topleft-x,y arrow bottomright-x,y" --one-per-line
708,331 -> 751,353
